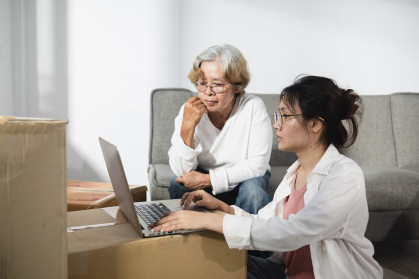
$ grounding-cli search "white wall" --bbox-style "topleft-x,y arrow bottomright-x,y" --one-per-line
3,0 -> 419,198
0,0 -> 13,115
176,0 -> 419,94
66,0 -> 181,189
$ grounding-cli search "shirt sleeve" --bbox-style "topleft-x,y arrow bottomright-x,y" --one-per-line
168,105 -> 202,176
211,98 -> 272,194
223,201 -> 277,249
223,214 -> 254,249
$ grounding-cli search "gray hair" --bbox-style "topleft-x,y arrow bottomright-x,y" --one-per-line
188,44 -> 250,96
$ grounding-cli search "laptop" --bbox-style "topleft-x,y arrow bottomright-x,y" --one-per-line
99,137 -> 207,238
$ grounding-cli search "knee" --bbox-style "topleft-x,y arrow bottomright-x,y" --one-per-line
169,175 -> 188,199
169,175 -> 179,188
239,176 -> 269,196
236,177 -> 272,214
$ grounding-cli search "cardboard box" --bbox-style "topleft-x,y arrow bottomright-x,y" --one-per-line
0,117 -> 68,279
68,205 -> 246,279
67,180 -> 147,211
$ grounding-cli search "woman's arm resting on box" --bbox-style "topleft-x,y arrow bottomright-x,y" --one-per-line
150,190 -> 234,234
150,211 -> 225,234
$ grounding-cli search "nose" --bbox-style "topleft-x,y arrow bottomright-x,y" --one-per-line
273,121 -> 281,130
203,86 -> 214,96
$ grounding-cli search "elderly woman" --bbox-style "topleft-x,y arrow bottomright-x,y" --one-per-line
168,44 -> 273,214
156,75 -> 383,278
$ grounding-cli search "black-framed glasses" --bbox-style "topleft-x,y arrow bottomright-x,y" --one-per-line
196,82 -> 230,94
273,111 -> 303,128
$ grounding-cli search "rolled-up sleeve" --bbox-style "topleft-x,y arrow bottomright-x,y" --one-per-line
223,214 -> 254,249
209,168 -> 230,194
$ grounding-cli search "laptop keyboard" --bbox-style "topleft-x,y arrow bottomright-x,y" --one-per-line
134,203 -> 172,226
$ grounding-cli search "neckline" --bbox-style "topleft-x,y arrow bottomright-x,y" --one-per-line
207,95 -> 239,131
291,173 -> 307,196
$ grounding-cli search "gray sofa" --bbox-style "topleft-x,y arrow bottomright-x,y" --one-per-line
148,89 -> 419,277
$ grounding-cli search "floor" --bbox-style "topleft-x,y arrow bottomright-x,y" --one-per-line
373,240 -> 419,279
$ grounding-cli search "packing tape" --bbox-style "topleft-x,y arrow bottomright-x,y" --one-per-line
0,116 -> 15,124
67,222 -> 117,232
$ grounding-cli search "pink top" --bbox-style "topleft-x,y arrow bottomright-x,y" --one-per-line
282,174 -> 314,279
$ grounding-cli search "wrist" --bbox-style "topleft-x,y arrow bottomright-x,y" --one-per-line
218,201 -> 235,215
180,125 -> 195,148
204,174 -> 212,187
206,213 -> 224,234
181,119 -> 197,131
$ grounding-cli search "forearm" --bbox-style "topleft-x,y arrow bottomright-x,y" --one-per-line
205,213 -> 225,234
217,201 -> 235,215
180,124 -> 195,148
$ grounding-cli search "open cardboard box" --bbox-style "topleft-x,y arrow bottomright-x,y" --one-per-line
67,180 -> 147,211
68,205 -> 246,279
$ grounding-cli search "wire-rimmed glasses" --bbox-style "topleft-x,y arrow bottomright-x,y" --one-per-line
273,111 -> 303,128
196,82 -> 230,94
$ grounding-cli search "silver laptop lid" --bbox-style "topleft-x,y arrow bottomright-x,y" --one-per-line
99,137 -> 143,237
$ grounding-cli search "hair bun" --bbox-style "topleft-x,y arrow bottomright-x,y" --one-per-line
340,89 -> 359,119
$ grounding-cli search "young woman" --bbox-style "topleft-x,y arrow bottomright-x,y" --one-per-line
152,75 -> 383,279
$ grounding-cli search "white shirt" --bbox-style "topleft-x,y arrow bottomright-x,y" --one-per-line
223,145 -> 383,279
168,94 -> 272,195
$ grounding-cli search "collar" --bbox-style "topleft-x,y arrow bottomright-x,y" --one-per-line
284,144 -> 340,179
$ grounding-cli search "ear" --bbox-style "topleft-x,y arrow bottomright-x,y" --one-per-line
234,84 -> 240,94
310,117 -> 324,133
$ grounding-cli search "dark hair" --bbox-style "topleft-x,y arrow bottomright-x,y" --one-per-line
280,75 -> 363,149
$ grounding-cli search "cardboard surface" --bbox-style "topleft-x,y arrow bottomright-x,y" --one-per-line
67,180 -> 147,211
0,118 -> 68,279
68,206 -> 246,279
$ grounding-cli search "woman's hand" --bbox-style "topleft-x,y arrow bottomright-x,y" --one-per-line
181,190 -> 235,214
150,211 -> 224,234
182,96 -> 207,127
181,97 -> 207,148
176,171 -> 211,191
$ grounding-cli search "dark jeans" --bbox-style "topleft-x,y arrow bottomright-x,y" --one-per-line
247,255 -> 287,279
168,169 -> 272,215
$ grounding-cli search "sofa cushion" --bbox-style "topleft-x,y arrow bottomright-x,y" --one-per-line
148,164 -> 174,188
402,165 -> 419,173
342,95 -> 397,167
269,166 -> 419,212
391,93 -> 419,169
362,166 -> 419,211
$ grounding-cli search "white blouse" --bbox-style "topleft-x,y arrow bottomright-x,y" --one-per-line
168,94 -> 272,194
223,145 -> 383,279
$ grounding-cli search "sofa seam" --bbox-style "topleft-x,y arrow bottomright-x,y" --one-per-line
369,209 -> 419,212
389,94 -> 399,168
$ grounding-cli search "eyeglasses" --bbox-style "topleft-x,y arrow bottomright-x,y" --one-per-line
196,82 -> 230,94
273,111 -> 303,128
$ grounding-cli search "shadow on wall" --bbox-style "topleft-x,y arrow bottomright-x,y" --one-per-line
66,142 -> 105,182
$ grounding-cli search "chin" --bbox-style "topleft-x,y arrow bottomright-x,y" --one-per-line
278,143 -> 291,152
206,106 -> 220,113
